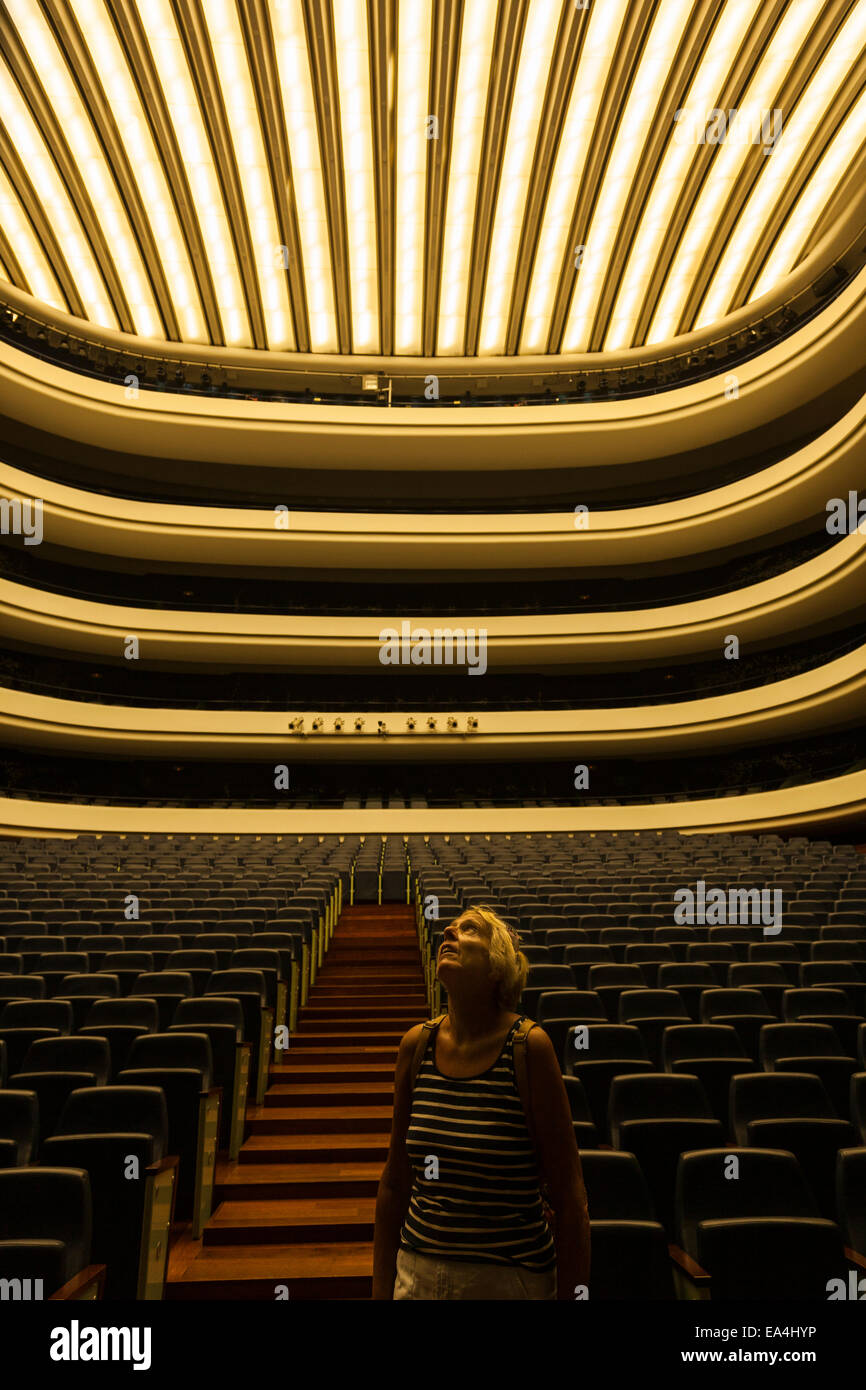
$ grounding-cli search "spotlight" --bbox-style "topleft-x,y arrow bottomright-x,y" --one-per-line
406,717 -> 416,731
312,717 -> 324,731
427,716 -> 437,730
288,716 -> 304,732
377,720 -> 388,736
354,716 -> 365,731
333,717 -> 344,732
446,716 -> 458,730
467,716 -> 478,731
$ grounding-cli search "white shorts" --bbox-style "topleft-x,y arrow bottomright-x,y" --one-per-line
394,1246 -> 557,1300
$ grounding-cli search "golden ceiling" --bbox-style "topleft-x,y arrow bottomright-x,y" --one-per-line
0,0 -> 864,358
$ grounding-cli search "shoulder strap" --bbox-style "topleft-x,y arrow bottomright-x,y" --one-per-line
511,1017 -> 538,1151
409,1014 -> 447,1090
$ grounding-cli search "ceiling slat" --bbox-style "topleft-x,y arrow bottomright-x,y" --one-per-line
547,0 -> 659,354
462,0 -> 529,357
108,0 -> 224,345
683,0 -> 863,331
171,0 -> 266,348
302,0 -> 352,353
41,0 -> 181,341
587,0 -> 726,352
0,118 -> 85,318
631,0 -> 789,347
735,57 -> 866,309
368,0 -> 397,356
0,7 -> 134,331
504,2 -> 587,357
0,213 -> 28,293
238,0 -> 310,353
421,0 -> 462,356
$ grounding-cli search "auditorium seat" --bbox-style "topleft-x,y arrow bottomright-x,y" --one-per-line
618,990 -> 690,1066
661,1024 -> 751,1126
204,969 -> 273,1105
1,999 -> 74,1034
759,1023 -> 859,1117
131,972 -> 194,1029
730,1072 -> 856,1217
836,1147 -> 866,1257
655,965 -> 717,1020
850,1074 -> 866,1144
18,1035 -> 111,1085
608,1073 -> 723,1231
673,1148 -> 846,1299
564,1023 -> 653,1138
115,1067 -> 219,1237
700,988 -> 775,1058
0,1167 -> 105,1299
43,1085 -> 176,1299
580,1151 -> 674,1299
0,1089 -> 38,1167
563,945 -> 615,988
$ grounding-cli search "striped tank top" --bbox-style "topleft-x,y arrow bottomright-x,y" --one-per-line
400,1016 -> 556,1270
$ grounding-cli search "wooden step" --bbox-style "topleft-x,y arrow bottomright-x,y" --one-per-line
264,1082 -> 394,1107
166,1241 -> 373,1300
267,1062 -> 395,1082
284,1031 -> 404,1047
299,1017 -> 420,1032
301,1004 -> 423,1018
240,1133 -> 389,1163
215,1160 -> 383,1200
271,1047 -> 398,1066
204,1197 -> 376,1245
247,1106 -> 392,1134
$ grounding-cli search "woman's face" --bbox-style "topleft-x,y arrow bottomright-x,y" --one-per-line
436,912 -> 492,988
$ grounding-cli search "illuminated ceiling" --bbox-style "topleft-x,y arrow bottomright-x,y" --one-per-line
0,0 -> 865,358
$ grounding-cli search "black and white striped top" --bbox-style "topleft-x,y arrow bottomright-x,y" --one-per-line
400,1016 -> 556,1270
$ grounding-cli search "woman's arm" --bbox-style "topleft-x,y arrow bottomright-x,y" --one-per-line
526,1027 -> 591,1300
371,1023 -> 421,1299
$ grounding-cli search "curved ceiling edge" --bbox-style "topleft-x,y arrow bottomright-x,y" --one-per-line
1,386 -> 864,567
1,772 -> 864,838
1,267 -> 865,473
0,644 -> 863,758
0,531 -> 863,667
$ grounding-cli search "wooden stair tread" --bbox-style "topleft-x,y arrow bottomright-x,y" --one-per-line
243,1133 -> 388,1151
217,1161 -> 384,1184
211,1197 -> 376,1222
171,1242 -> 373,1279
249,1104 -> 393,1121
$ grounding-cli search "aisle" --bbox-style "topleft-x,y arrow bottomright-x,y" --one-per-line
167,904 -> 425,1299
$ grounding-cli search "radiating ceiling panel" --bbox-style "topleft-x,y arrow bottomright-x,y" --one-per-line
0,0 -> 863,357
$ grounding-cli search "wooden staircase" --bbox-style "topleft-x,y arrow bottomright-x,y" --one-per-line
167,904 -> 424,1299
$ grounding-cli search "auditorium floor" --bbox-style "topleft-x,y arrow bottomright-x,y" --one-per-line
166,904 -> 423,1299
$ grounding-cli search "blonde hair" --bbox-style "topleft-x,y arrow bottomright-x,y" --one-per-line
454,904 -> 529,1009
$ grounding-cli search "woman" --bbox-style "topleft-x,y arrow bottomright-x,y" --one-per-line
372,904 -> 590,1299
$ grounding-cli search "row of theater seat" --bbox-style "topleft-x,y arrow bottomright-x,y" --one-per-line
0,844 -> 350,1299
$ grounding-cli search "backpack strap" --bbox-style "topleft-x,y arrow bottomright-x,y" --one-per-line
511,1016 -> 538,1152
409,1014 -> 448,1090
